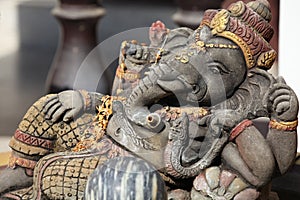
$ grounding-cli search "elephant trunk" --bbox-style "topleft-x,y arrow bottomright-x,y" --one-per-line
124,63 -> 180,131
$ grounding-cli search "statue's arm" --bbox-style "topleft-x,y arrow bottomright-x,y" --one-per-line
43,90 -> 104,122
266,77 -> 299,174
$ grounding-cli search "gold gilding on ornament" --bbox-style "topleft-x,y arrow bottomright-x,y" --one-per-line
257,50 -> 277,69
217,31 -> 255,68
270,119 -> 298,131
210,9 -> 230,35
229,1 -> 246,17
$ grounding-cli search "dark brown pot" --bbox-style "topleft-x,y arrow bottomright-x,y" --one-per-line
46,0 -> 106,93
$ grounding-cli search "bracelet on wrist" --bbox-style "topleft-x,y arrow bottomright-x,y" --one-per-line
78,90 -> 92,111
269,119 -> 298,131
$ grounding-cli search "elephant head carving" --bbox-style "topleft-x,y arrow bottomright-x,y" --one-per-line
122,0 -> 276,133
108,0 -> 296,183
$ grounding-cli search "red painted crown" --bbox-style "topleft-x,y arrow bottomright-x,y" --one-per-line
201,0 -> 276,69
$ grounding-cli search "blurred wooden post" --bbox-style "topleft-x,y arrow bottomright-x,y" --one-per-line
172,0 -> 223,29
46,0 -> 106,93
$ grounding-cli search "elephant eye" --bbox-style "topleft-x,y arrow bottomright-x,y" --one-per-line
208,61 -> 230,75
210,66 -> 220,74
192,84 -> 200,94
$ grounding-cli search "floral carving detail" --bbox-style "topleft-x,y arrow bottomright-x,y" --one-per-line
211,9 -> 230,35
229,1 -> 246,17
257,50 -> 277,69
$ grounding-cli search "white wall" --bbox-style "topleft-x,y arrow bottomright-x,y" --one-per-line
0,1 -> 20,59
279,0 -> 300,152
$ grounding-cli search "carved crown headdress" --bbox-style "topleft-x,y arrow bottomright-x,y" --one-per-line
200,0 -> 276,69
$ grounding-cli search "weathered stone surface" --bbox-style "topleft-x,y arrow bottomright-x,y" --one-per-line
219,169 -> 236,189
267,129 -> 297,174
205,167 -> 221,190
222,142 -> 260,186
233,188 -> 260,200
193,173 -> 210,192
236,126 -> 275,186
227,177 -> 248,196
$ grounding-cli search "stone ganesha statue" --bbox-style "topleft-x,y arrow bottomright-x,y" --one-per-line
0,0 -> 298,199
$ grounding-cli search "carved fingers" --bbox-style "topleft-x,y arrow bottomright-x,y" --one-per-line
122,41 -> 150,63
268,77 -> 299,121
149,20 -> 168,47
43,95 -> 60,117
43,90 -> 84,122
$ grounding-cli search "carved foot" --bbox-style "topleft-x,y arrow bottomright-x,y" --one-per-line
168,189 -> 191,200
192,167 -> 260,200
0,167 -> 33,196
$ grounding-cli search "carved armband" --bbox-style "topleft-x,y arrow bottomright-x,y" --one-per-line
229,119 -> 253,141
78,90 -> 92,111
269,119 -> 298,131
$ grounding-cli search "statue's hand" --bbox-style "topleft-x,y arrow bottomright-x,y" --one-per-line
149,20 -> 168,47
268,77 -> 299,121
43,90 -> 84,122
122,41 -> 150,62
